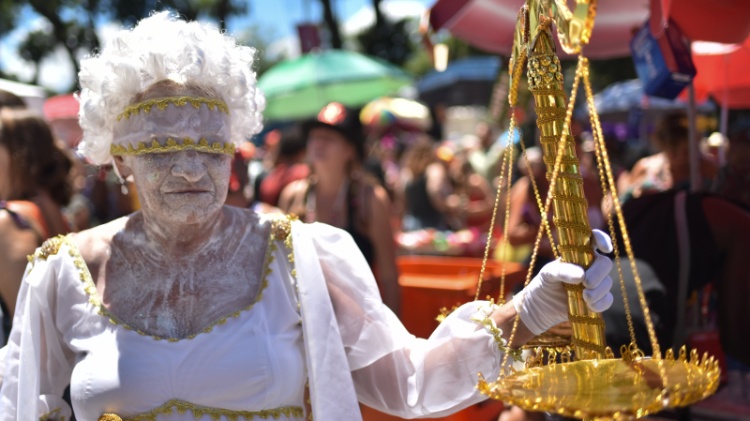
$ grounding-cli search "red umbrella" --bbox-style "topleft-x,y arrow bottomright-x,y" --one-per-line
428,0 -> 650,59
428,0 -> 750,58
688,36 -> 750,109
651,0 -> 750,45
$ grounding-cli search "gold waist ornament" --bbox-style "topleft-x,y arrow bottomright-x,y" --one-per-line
472,1 -> 720,419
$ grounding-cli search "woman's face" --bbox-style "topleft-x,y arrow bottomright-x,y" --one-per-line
121,150 -> 231,224
306,127 -> 354,171
0,144 -> 10,200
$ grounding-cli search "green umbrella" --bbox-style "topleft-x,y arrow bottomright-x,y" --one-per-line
258,50 -> 413,121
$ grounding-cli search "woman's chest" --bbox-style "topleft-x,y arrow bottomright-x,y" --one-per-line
67,272 -> 306,420
98,249 -> 266,339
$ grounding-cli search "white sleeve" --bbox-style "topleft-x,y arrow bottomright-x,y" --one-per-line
309,223 -> 505,418
0,249 -> 74,421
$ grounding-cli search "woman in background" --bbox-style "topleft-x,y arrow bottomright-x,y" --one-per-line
0,106 -> 73,340
278,103 -> 400,314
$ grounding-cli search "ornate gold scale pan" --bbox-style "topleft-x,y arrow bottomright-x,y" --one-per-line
471,1 -> 720,420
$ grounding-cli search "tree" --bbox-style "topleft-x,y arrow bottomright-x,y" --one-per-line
18,29 -> 57,85
26,0 -> 100,82
318,0 -> 342,49
1,0 -> 250,91
111,0 -> 247,31
356,17 -> 414,67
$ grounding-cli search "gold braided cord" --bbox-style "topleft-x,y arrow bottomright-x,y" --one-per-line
567,313 -> 605,327
117,96 -> 229,121
539,134 -> 575,145
551,193 -> 588,207
518,138 -> 559,260
571,336 -> 607,353
111,138 -> 236,157
496,121 -> 517,304
585,70 -> 639,349
535,107 -> 568,117
537,113 -> 569,126
552,218 -> 590,235
99,400 -> 304,421
542,155 -> 581,166
475,115 -> 514,302
580,60 -> 662,359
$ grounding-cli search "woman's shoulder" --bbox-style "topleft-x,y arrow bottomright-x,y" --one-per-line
69,216 -> 130,268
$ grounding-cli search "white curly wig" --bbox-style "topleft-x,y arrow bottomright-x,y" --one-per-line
78,11 -> 265,165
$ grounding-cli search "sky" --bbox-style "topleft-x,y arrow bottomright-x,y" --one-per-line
0,0 -> 434,93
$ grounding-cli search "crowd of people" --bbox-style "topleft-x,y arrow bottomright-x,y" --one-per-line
0,9 -> 746,421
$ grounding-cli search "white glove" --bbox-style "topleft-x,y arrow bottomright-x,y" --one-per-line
513,229 -> 614,335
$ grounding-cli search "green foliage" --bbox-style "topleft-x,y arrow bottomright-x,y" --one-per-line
3,0 -> 249,91
356,17 -> 414,67
0,0 -> 19,35
109,0 -> 247,29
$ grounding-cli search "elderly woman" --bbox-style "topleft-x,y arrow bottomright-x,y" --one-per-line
0,12 -> 614,421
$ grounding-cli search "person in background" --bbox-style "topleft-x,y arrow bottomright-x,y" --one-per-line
447,145 -> 495,231
257,124 -> 309,207
618,111 -> 718,202
397,137 -> 457,232
0,106 -> 74,342
278,102 -> 401,314
468,121 -> 504,184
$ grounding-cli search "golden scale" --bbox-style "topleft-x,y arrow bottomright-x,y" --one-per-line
454,1 -> 721,419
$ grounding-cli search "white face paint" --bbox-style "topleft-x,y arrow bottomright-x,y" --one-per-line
124,150 -> 231,225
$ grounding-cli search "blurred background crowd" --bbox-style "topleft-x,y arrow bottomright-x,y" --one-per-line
2,0 -> 750,420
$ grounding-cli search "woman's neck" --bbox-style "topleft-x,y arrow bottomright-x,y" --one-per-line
138,208 -> 227,257
314,169 -> 348,198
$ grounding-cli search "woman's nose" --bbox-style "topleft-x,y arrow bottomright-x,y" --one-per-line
171,151 -> 206,182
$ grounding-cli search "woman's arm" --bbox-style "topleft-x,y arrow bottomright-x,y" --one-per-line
308,222 -> 613,417
365,184 -> 401,315
0,212 -> 39,317
277,179 -> 308,214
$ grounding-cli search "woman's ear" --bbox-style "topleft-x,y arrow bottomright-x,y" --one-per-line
113,155 -> 133,179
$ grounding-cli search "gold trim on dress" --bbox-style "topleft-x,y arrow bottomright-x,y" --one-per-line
471,303 -> 523,362
116,96 -> 229,122
98,400 -> 304,421
270,214 -> 298,279
39,408 -> 64,421
27,235 -> 66,272
110,137 -> 235,157
56,232 -> 273,342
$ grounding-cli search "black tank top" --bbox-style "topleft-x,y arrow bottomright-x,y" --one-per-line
403,174 -> 447,230
303,184 -> 375,265
608,189 -> 722,348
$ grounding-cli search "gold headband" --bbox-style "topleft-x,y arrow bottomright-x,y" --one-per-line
110,137 -> 236,156
116,96 -> 229,121
111,96 -> 234,157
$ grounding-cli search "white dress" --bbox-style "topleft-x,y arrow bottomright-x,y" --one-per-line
0,213 -> 507,421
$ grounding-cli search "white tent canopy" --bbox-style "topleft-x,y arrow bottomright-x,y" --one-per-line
0,78 -> 46,114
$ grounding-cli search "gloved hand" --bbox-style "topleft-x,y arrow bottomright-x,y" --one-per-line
513,229 -> 614,335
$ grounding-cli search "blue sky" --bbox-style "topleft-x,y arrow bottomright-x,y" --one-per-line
0,0 -> 434,92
